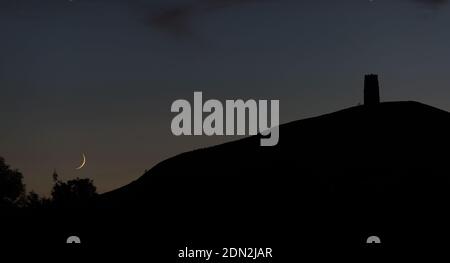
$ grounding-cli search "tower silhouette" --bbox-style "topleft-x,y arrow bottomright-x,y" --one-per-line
364,74 -> 380,105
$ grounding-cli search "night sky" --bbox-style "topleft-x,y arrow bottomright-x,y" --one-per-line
1,0 -> 450,195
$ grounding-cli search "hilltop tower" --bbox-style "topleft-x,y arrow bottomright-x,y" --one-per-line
364,74 -> 380,105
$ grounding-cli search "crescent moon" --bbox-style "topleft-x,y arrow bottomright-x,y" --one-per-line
76,153 -> 86,170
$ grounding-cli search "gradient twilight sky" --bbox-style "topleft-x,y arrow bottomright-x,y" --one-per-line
1,0 -> 450,195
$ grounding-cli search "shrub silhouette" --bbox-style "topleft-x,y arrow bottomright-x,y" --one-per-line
51,171 -> 97,208
24,191 -> 51,209
0,157 -> 25,207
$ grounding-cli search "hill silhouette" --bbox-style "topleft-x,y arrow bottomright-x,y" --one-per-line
3,101 -> 450,251
83,101 -> 450,249
100,101 -> 450,207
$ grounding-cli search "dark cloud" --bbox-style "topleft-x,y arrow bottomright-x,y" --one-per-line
148,0 -> 449,37
150,4 -> 196,37
148,0 -> 260,37
412,0 -> 449,8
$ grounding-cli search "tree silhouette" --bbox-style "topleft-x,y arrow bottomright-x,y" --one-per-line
0,157 -> 25,208
51,171 -> 97,208
24,191 -> 51,209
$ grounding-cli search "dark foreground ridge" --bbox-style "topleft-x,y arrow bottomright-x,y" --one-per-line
89,101 -> 450,250
3,101 -> 450,252
101,101 -> 450,207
